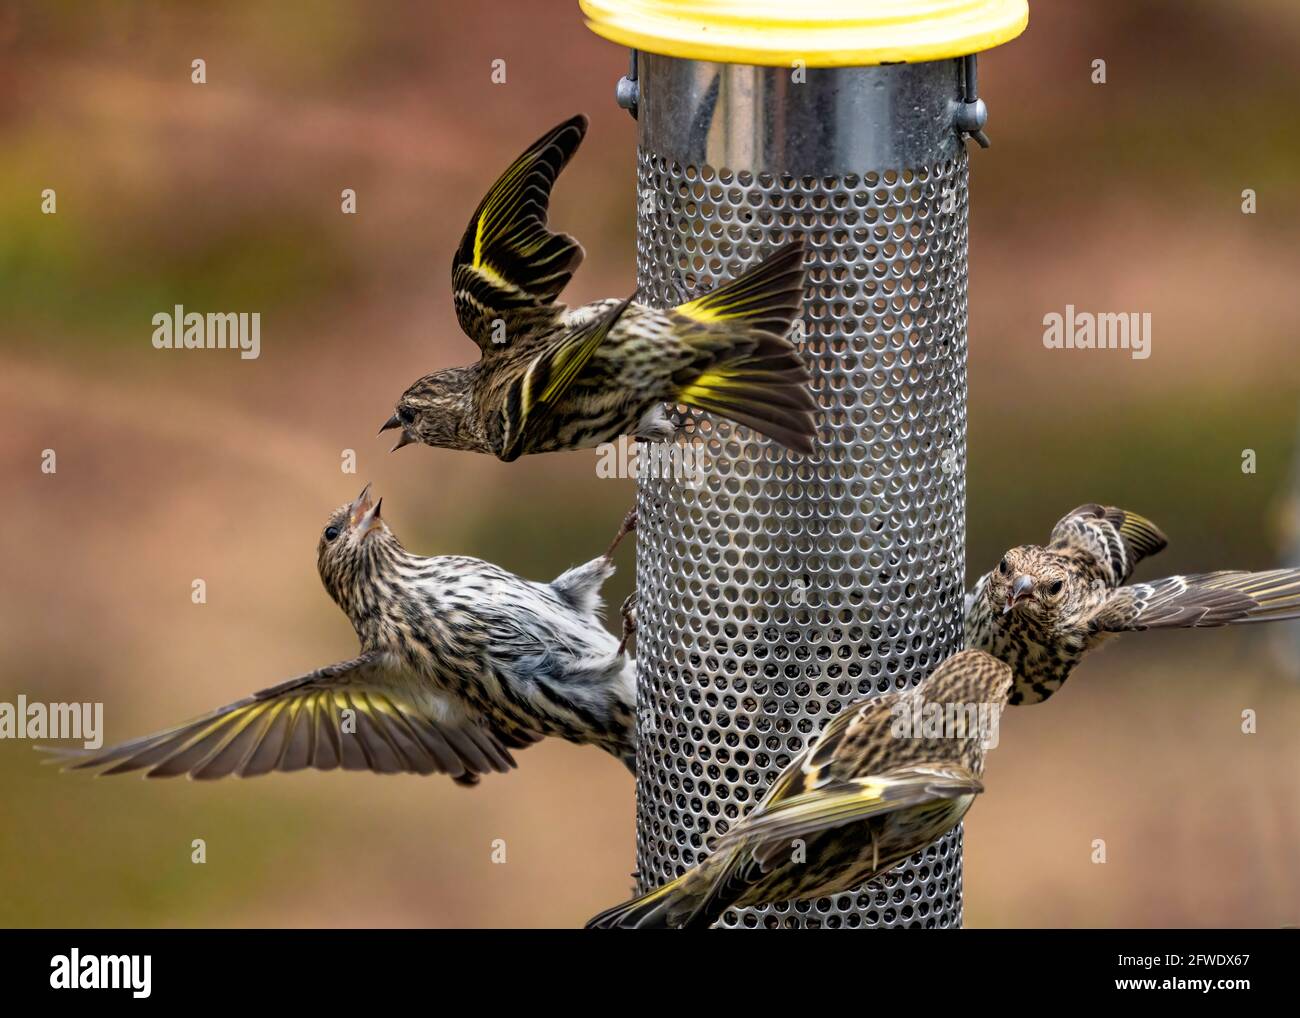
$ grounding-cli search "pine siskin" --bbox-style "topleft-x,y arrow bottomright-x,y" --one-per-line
379,114 -> 818,460
51,486 -> 636,784
965,502 -> 1300,704
586,650 -> 1013,929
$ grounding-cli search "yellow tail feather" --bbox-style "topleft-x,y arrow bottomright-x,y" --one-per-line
675,238 -> 807,334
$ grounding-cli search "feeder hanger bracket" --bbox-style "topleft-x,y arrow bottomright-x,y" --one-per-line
955,53 -> 990,148
616,49 -> 639,119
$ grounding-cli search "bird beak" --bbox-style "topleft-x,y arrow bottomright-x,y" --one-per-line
348,483 -> 374,526
357,497 -> 384,539
389,430 -> 416,452
380,414 -> 417,450
1003,575 -> 1035,615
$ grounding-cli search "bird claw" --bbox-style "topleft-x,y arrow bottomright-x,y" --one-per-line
617,592 -> 638,656
604,506 -> 638,561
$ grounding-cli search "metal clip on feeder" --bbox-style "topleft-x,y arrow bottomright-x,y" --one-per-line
582,0 -> 1029,928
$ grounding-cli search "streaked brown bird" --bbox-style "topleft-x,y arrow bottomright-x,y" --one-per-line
965,502 -> 1300,704
49,487 -> 637,784
380,114 -> 817,460
586,650 -> 1012,929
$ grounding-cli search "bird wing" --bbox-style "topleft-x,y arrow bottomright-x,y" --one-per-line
1049,503 -> 1168,586
43,652 -> 522,784
764,650 -> 1010,803
451,114 -> 587,351
495,295 -> 634,461
1088,569 -> 1300,632
715,765 -> 983,862
745,694 -> 894,809
662,764 -> 978,928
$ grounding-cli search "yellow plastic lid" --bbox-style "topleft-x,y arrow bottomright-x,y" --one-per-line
580,0 -> 1028,67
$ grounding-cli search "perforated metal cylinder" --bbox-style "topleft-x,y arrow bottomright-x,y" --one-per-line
632,54 -> 970,928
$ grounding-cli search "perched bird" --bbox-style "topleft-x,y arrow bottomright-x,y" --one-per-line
587,650 -> 1012,929
51,487 -> 637,784
966,503 -> 1300,705
380,114 -> 818,460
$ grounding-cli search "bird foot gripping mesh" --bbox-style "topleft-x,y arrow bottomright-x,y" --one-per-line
630,55 -> 971,928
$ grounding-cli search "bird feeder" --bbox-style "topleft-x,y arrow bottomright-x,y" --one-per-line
581,0 -> 1028,928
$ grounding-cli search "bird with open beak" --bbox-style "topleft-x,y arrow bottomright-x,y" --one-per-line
49,486 -> 638,784
377,114 -> 817,462
965,502 -> 1300,704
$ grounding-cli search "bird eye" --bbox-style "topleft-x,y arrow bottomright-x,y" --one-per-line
1046,579 -> 1064,596
398,406 -> 415,424
998,557 -> 1010,576
324,525 -> 340,542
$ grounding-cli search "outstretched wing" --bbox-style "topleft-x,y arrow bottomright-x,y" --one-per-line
44,653 -> 526,785
1089,569 -> 1300,632
495,296 -> 634,461
452,114 -> 587,351
1050,503 -> 1168,586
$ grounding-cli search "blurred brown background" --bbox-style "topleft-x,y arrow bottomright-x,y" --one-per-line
1,1 -> 1297,928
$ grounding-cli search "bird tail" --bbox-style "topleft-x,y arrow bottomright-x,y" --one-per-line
550,555 -> 615,618
671,239 -> 818,455
674,238 -> 808,334
586,872 -> 701,930
586,847 -> 752,929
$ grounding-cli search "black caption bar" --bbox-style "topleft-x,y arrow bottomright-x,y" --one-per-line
0,928 -> 1288,1005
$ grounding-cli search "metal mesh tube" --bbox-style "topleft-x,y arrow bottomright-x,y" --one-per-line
632,54 -> 970,929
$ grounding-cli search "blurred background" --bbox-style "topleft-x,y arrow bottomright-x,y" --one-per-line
1,1 -> 1298,928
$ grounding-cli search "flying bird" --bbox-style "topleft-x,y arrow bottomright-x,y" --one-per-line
966,503 -> 1300,704
380,114 -> 818,461
587,650 -> 1012,929
50,487 -> 637,784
